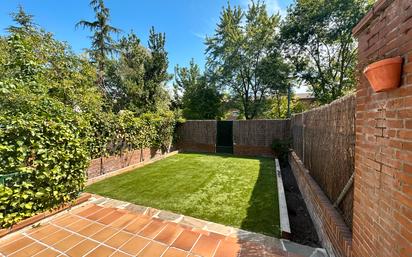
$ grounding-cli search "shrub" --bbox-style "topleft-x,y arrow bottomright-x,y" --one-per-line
0,111 -> 89,228
271,138 -> 292,162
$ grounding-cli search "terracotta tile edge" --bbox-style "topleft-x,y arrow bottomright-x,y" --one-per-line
0,193 -> 92,238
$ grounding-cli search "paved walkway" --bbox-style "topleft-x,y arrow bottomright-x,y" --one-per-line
0,196 -> 325,257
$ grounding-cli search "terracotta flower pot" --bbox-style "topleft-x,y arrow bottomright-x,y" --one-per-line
363,56 -> 403,92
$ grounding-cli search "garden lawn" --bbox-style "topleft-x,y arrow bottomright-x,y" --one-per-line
86,153 -> 280,237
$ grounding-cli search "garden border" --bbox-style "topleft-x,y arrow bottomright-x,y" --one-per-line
275,158 -> 291,239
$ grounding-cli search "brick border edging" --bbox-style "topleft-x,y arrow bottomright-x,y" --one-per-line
289,151 -> 352,257
275,158 -> 291,239
86,150 -> 179,186
0,193 -> 92,238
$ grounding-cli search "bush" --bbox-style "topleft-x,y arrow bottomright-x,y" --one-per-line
271,138 -> 291,162
0,111 -> 89,228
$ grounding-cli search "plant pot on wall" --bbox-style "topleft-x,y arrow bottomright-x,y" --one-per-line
363,56 -> 403,92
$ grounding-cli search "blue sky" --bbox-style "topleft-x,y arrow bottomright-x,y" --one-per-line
0,0 -> 304,91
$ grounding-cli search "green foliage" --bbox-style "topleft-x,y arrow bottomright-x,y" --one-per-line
281,0 -> 371,104
205,1 -> 290,119
263,95 -> 308,119
0,6 -> 176,228
108,30 -> 171,114
0,108 -> 89,228
271,138 -> 291,162
76,0 -> 120,94
173,60 -> 221,120
87,111 -> 176,159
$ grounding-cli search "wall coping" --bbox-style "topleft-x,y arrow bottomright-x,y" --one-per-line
352,0 -> 395,36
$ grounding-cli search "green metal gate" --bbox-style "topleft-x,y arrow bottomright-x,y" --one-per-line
216,121 -> 233,154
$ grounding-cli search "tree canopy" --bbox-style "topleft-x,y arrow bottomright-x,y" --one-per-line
205,1 -> 290,119
281,0 -> 371,104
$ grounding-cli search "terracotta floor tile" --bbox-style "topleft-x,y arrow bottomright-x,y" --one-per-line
124,217 -> 151,234
78,222 -> 105,237
53,234 -> 85,252
162,247 -> 188,257
76,204 -> 104,217
86,207 -> 116,221
154,223 -> 184,245
41,229 -> 72,245
110,214 -> 138,229
65,239 -> 99,257
29,224 -> 60,240
191,235 -> 220,257
111,250 -> 132,257
85,245 -> 115,257
10,242 -> 46,257
90,227 -> 119,242
171,230 -> 200,251
98,210 -> 125,225
120,236 -> 150,255
104,231 -> 134,248
0,236 -> 35,256
70,204 -> 96,215
52,215 -> 79,227
139,220 -> 167,239
32,248 -> 60,257
214,240 -> 241,257
66,218 -> 94,232
137,241 -> 167,257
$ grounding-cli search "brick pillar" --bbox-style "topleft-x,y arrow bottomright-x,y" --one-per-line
352,0 -> 412,256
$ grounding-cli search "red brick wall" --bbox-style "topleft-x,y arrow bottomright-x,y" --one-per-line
87,148 -> 165,179
352,0 -> 412,256
289,151 -> 353,257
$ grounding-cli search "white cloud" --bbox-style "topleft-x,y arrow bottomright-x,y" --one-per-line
242,0 -> 286,18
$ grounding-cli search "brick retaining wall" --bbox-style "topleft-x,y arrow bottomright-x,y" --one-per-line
289,151 -> 353,257
87,148 -> 166,179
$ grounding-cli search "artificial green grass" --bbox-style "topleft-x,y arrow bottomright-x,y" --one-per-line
86,153 -> 280,237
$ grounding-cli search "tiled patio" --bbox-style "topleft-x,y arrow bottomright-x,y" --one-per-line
0,196 -> 323,257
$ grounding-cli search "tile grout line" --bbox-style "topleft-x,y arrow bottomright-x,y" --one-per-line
126,219 -> 171,257
210,239 -> 222,257
187,232 -> 202,255
23,233 -> 68,256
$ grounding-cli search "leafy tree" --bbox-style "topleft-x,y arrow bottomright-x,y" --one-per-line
107,29 -> 171,114
205,1 -> 288,119
281,0 -> 371,104
0,7 -> 102,115
76,0 -> 120,95
263,95 -> 307,119
143,27 -> 172,113
173,60 -> 221,119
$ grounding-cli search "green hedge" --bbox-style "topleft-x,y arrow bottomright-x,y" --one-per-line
0,112 -> 89,227
87,110 -> 175,159
0,108 -> 176,228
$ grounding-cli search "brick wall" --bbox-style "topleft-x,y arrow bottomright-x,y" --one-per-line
291,95 -> 356,228
87,148 -> 166,179
352,0 -> 412,256
289,152 -> 353,257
